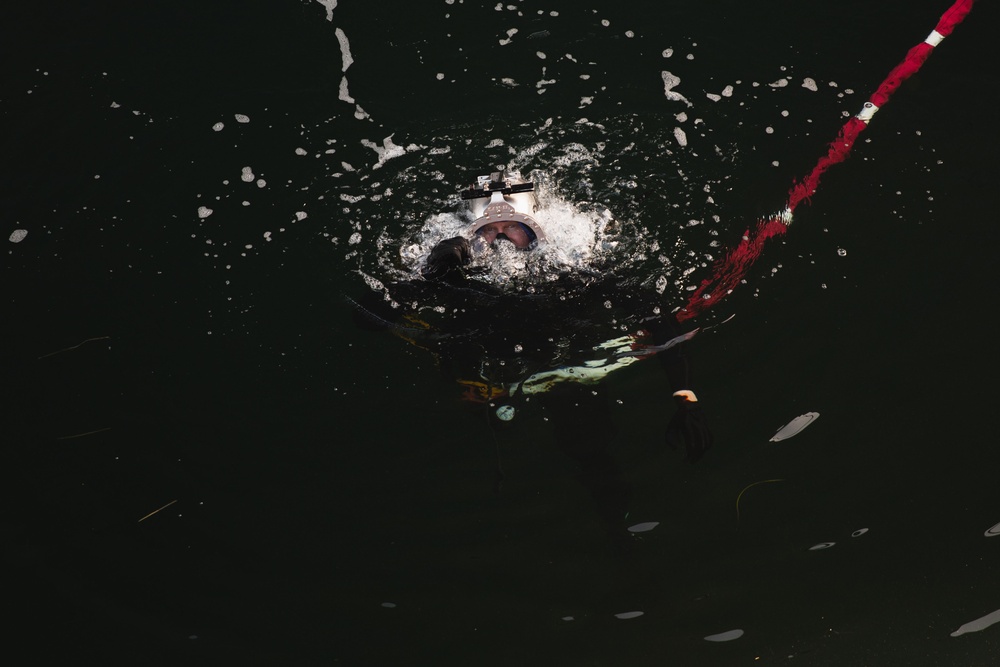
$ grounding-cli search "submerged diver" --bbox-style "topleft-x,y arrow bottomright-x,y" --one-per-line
356,169 -> 712,464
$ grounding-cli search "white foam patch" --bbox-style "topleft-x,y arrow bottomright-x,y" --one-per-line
661,71 -> 692,106
673,127 -> 688,146
9,229 -> 28,243
802,77 -> 818,91
212,122 -> 224,131
235,114 -> 250,123
197,206 -> 213,219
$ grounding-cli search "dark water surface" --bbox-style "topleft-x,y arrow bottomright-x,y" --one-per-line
6,1 -> 999,665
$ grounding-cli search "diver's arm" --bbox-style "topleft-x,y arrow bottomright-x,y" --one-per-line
422,236 -> 471,279
653,318 -> 713,462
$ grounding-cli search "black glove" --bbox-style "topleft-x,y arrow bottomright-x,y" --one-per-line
665,394 -> 713,463
422,236 -> 471,279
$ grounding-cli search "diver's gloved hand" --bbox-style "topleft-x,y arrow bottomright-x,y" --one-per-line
422,236 -> 471,279
665,390 -> 713,463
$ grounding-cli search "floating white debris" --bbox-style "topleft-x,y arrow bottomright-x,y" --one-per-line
241,166 -> 255,182
673,127 -> 687,147
951,609 -> 1000,637
295,211 -> 308,221
295,147 -> 307,155
706,93 -> 721,102
704,629 -> 744,642
802,78 -> 818,91
985,521 -> 1000,537
809,542 -> 836,551
721,85 -> 734,97
235,114 -> 250,123
335,28 -> 354,72
9,229 -> 28,243
614,611 -> 644,620
769,412 -> 819,442
661,71 -> 691,106
197,206 -> 213,219
212,122 -> 224,131
627,522 -> 660,533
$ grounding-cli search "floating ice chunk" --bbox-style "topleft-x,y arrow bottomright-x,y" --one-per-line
706,93 -> 721,102
295,147 -> 307,155
9,229 -> 28,243
316,0 -> 337,21
614,611 -> 643,620
985,521 -> 1000,537
662,48 -> 673,58
802,78 -> 818,91
951,609 -> 1000,637
770,412 -> 819,442
499,28 -> 518,45
295,211 -> 308,221
338,76 -> 354,104
661,71 -> 692,106
212,122 -> 224,131
361,135 -> 409,169
235,114 -> 250,123
627,522 -> 659,533
536,51 -> 546,59
721,85 -> 734,97
704,629 -> 744,642
335,28 -> 353,72
768,78 -> 789,88
197,206 -> 213,219
436,73 -> 445,80
673,127 -> 687,147
241,166 -> 255,182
